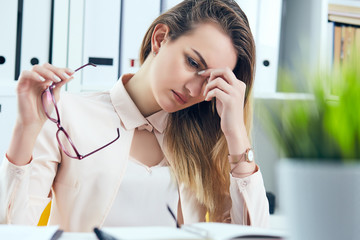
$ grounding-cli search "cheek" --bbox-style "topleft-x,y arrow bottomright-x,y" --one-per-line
160,46 -> 186,70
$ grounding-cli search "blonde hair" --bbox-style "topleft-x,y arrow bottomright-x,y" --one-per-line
140,0 -> 255,222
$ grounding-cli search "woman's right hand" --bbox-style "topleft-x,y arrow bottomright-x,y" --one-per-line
7,63 -> 74,166
16,63 -> 74,129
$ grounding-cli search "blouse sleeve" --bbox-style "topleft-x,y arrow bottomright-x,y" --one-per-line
0,120 -> 60,225
229,165 -> 270,227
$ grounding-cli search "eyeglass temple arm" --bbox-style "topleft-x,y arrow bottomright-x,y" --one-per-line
81,128 -> 120,159
74,62 -> 96,72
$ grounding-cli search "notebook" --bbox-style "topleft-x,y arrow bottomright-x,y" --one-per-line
101,222 -> 286,240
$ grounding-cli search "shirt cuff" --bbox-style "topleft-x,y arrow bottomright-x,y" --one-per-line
1,154 -> 32,179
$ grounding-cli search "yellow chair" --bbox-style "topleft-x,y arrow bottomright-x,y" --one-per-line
37,201 -> 51,226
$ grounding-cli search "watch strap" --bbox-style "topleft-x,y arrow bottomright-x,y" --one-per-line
228,148 -> 253,164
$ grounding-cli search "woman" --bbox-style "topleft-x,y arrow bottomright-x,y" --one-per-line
0,0 -> 269,232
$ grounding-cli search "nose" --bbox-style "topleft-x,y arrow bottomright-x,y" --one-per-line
184,75 -> 206,97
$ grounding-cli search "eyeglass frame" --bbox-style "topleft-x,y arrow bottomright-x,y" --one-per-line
41,63 -> 120,160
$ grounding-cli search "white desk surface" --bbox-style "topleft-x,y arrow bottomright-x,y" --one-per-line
0,214 -> 287,240
57,215 -> 287,240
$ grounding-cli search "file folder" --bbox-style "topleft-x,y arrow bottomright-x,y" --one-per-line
20,0 -> 52,75
51,0 -> 70,68
161,0 -> 182,12
235,0 -> 260,40
120,0 -> 161,75
67,0 -> 85,92
82,0 -> 122,91
0,1 -> 18,82
254,0 -> 283,95
0,96 -> 17,162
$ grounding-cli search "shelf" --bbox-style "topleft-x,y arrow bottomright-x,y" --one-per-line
328,0 -> 360,8
254,92 -> 314,100
328,2 -> 360,26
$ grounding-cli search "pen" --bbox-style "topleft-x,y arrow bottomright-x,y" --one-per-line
50,229 -> 63,240
167,204 -> 180,228
94,227 -> 119,240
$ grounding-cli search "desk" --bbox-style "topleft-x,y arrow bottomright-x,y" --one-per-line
0,215 -> 287,240
58,232 -> 283,240
56,218 -> 287,240
59,232 -> 96,240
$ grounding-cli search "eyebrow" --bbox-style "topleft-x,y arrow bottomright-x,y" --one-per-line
191,48 -> 208,69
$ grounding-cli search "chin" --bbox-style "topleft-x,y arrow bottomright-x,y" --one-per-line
161,106 -> 179,113
158,101 -> 180,113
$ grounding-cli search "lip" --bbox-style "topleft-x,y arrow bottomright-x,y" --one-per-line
172,90 -> 188,104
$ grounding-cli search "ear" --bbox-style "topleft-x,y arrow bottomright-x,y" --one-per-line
151,24 -> 170,54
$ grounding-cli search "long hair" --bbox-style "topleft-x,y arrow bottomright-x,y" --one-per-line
139,0 -> 256,222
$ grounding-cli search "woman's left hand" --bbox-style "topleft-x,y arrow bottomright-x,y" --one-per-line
201,67 -> 247,138
200,68 -> 255,175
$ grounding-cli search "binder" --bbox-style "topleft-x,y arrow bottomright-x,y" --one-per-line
0,96 -> 17,162
253,0 -> 283,95
20,0 -> 52,75
235,0 -> 260,40
161,0 -> 182,12
51,0 -> 70,68
66,0 -> 85,92
120,0 -> 161,75
0,1 -> 18,82
81,0 -> 122,91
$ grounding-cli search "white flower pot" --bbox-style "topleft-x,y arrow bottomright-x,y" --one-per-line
278,160 -> 360,240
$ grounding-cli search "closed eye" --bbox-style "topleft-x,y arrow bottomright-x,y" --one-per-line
187,56 -> 200,69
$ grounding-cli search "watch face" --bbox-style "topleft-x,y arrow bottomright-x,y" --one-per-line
247,149 -> 254,162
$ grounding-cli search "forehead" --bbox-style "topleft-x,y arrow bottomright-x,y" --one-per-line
177,22 -> 237,70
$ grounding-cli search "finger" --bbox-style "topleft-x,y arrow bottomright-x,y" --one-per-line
209,68 -> 238,85
32,65 -> 63,83
205,87 -> 229,102
197,68 -> 213,77
19,70 -> 47,84
198,68 -> 238,86
42,63 -> 74,83
203,77 -> 233,97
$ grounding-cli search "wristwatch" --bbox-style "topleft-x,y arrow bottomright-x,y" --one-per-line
228,148 -> 254,164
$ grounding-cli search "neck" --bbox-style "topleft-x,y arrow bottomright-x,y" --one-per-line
124,57 -> 161,117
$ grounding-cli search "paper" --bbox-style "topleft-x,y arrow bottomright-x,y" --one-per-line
0,225 -> 59,240
102,226 -> 202,240
182,222 -> 286,240
101,223 -> 286,240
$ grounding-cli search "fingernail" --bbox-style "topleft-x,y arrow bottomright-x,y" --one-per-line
53,75 -> 61,82
67,68 -> 75,74
197,70 -> 205,75
39,76 -> 46,82
62,72 -> 71,79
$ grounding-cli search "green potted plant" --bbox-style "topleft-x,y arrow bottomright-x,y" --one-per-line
261,51 -> 360,240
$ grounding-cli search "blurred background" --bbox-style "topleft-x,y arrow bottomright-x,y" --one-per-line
0,0 -> 359,219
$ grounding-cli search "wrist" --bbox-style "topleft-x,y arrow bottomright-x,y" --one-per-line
225,127 -> 251,155
230,162 -> 257,178
7,122 -> 41,166
228,147 -> 256,177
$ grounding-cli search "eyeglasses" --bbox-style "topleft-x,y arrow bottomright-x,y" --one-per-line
41,63 -> 120,160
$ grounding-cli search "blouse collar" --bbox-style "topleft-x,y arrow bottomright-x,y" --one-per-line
109,74 -> 168,133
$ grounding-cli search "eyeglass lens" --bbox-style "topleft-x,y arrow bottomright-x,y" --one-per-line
40,63 -> 120,160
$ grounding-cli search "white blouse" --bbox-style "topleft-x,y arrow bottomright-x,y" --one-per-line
0,74 -> 270,231
103,156 -> 179,227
